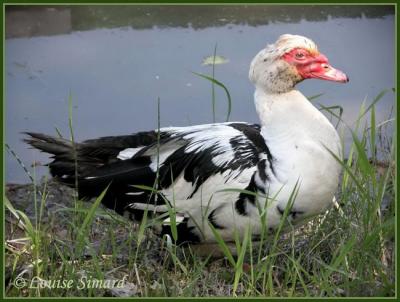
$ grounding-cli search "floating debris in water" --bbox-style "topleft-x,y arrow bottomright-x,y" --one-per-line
202,55 -> 229,66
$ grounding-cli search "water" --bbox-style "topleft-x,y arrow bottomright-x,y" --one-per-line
5,5 -> 395,183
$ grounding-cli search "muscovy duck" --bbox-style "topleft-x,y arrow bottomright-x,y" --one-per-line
25,34 -> 348,245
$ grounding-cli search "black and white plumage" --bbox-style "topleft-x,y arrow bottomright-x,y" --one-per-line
25,123 -> 274,243
25,34 -> 349,245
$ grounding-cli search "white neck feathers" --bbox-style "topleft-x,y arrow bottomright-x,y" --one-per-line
254,89 -> 314,128
254,87 -> 341,159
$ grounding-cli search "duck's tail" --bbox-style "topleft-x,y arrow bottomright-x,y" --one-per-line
24,132 -> 84,182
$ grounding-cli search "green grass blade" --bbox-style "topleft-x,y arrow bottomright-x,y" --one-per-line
324,146 -> 368,200
330,235 -> 357,272
192,72 -> 232,122
356,89 -> 389,122
76,184 -> 109,243
54,126 -> 63,139
307,93 -> 325,101
350,130 -> 373,177
233,226 -> 251,293
370,104 -> 376,160
208,222 -> 236,267
211,43 -> 217,123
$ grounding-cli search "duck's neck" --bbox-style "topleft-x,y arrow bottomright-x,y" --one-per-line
254,87 -> 340,149
253,87 -> 342,190
254,88 -> 315,129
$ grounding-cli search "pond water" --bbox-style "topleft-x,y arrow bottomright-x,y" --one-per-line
5,5 -> 395,183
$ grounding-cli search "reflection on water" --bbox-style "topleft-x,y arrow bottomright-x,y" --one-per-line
6,5 -> 395,38
5,5 -> 395,183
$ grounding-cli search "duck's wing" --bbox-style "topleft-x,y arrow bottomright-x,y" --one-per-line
141,122 -> 272,197
25,122 -> 274,219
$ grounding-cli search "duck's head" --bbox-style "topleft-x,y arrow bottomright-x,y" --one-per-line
249,34 -> 349,93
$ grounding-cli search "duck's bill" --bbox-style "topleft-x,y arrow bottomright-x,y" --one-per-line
308,65 -> 349,83
297,58 -> 349,83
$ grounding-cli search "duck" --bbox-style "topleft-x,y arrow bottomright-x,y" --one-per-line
25,34 -> 348,245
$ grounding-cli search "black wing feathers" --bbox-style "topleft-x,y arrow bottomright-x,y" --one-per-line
24,123 -> 271,226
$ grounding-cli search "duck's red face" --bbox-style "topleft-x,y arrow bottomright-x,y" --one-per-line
282,48 -> 349,83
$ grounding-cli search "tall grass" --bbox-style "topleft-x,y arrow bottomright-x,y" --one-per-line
5,84 -> 395,297
198,45 -> 231,123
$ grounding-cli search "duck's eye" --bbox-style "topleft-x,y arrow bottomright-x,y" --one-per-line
295,52 -> 305,59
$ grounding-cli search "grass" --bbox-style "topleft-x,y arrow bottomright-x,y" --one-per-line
198,44 -> 231,123
4,83 -> 396,297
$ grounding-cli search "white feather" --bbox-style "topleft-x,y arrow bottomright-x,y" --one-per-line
128,202 -> 168,213
164,123 -> 250,168
117,147 -> 143,160
126,192 -> 145,196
